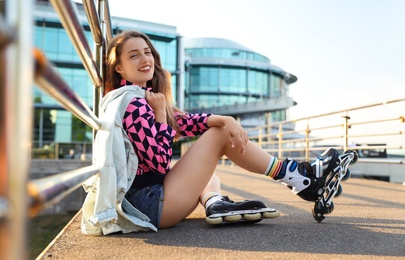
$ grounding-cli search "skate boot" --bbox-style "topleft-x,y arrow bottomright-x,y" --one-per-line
205,196 -> 280,225
276,148 -> 358,222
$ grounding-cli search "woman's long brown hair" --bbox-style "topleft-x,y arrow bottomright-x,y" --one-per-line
104,30 -> 183,137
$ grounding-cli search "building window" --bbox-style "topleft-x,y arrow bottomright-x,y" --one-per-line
248,70 -> 269,99
219,68 -> 246,93
270,73 -> 283,98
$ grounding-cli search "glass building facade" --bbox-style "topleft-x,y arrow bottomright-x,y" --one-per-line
183,38 -> 297,128
33,1 -> 179,155
32,1 -> 298,155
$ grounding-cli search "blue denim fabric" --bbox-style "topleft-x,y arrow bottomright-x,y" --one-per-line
125,184 -> 164,228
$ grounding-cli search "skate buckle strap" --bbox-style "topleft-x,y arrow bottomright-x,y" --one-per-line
302,161 -> 313,176
221,196 -> 234,203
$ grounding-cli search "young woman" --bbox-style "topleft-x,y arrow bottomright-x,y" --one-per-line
102,30 -> 339,230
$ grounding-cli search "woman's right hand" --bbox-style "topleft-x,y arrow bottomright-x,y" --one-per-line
145,90 -> 167,123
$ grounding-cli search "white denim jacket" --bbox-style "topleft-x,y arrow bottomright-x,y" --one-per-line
81,86 -> 157,235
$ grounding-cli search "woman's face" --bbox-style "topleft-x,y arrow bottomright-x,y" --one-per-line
115,37 -> 155,87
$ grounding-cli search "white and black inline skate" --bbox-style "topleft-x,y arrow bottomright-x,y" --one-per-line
277,148 -> 358,222
205,196 -> 280,225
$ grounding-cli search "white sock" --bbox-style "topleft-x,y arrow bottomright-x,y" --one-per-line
202,192 -> 223,209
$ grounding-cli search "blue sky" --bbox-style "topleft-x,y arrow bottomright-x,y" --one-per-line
108,0 -> 405,120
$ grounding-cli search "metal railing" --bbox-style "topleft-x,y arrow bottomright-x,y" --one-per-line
244,98 -> 405,162
1,0 -> 404,259
182,98 -> 405,169
1,1 -> 35,260
0,0 -> 112,259
31,141 -> 93,159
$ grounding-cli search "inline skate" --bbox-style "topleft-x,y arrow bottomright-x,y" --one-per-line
205,196 -> 280,225
277,148 -> 358,222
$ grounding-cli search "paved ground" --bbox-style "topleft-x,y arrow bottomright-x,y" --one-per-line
38,163 -> 405,259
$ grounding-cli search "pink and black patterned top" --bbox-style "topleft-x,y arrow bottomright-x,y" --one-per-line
121,81 -> 212,189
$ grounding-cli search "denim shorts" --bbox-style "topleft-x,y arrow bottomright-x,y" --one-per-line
125,184 -> 164,228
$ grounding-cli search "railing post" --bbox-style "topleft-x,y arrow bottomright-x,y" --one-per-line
266,112 -> 272,148
305,119 -> 310,161
342,112 -> 350,152
3,0 -> 34,259
278,124 -> 283,159
55,142 -> 59,159
258,128 -> 262,148
102,0 -> 113,45
0,12 -> 10,260
89,0 -> 103,153
93,0 -> 107,122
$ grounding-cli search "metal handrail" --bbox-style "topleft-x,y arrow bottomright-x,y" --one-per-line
102,0 -> 113,45
28,0 -> 110,213
82,0 -> 103,46
0,13 -> 13,49
28,165 -> 99,217
2,0 -> 110,258
0,22 -> 7,260
247,97 -> 405,161
33,48 -> 101,130
282,97 -> 405,123
0,13 -> 9,222
350,116 -> 404,126
2,0 -> 405,259
199,97 -> 405,166
26,0 -> 112,217
2,1 -> 34,259
49,0 -> 102,87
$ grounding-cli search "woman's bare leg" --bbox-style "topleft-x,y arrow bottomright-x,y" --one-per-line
200,173 -> 221,201
159,126 -> 273,228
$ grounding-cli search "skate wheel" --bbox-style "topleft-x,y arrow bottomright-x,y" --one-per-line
329,181 -> 343,197
329,181 -> 343,198
342,169 -> 351,181
262,210 -> 280,219
312,202 -> 325,223
205,216 -> 223,225
243,213 -> 261,221
335,185 -> 343,197
224,214 -> 242,222
326,201 -> 334,214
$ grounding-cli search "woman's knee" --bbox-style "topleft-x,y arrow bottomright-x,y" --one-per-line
201,127 -> 229,145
